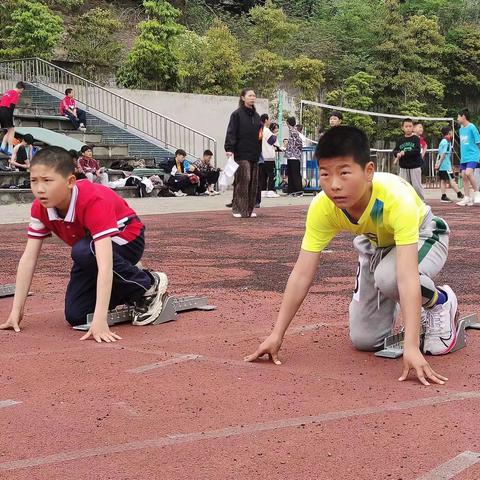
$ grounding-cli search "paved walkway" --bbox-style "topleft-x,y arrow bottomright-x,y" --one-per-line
0,189 -> 446,225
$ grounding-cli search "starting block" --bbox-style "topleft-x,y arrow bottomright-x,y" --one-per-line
72,295 -> 216,331
375,313 -> 480,359
0,284 -> 33,298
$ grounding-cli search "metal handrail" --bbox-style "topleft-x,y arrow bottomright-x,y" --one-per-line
0,57 -> 216,160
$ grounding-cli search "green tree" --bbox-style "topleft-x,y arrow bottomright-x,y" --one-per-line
0,0 -> 63,60
67,8 -> 123,81
326,72 -> 377,136
445,24 -> 480,105
116,0 -> 184,90
248,0 -> 298,54
286,56 -> 325,100
243,49 -> 285,98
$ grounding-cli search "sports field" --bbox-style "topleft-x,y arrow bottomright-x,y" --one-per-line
1,200 -> 479,479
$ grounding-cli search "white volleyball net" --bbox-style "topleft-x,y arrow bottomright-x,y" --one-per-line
299,100 -> 456,183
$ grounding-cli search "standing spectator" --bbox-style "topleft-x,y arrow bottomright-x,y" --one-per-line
285,116 -> 303,196
260,121 -> 280,198
414,122 -> 429,177
225,88 -> 262,218
392,118 -> 424,201
257,113 -> 271,205
60,88 -> 87,131
435,126 -> 463,203
0,81 -> 25,155
329,111 -> 343,127
9,134 -> 35,170
456,108 -> 480,206
78,145 -> 109,186
192,150 -> 220,195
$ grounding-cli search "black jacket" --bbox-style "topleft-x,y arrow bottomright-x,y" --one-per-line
224,106 -> 262,162
392,135 -> 423,169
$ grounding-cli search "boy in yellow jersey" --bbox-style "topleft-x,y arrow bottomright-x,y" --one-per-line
246,126 -> 459,386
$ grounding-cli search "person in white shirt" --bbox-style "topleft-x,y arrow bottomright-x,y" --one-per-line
260,119 -> 280,198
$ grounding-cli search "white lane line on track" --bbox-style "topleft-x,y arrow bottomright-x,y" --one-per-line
126,354 -> 201,373
417,451 -> 480,480
1,391 -> 479,471
0,400 -> 21,409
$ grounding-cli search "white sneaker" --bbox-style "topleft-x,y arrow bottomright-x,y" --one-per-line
132,272 -> 169,325
267,191 -> 279,198
474,191 -> 480,204
232,213 -> 241,218
456,196 -> 473,206
261,191 -> 267,197
250,212 -> 257,217
422,285 -> 459,355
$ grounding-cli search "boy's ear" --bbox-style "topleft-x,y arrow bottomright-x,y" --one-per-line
365,161 -> 375,181
67,174 -> 77,188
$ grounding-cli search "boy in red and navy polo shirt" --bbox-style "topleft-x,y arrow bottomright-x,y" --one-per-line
0,146 -> 168,342
0,81 -> 25,155
59,88 -> 87,131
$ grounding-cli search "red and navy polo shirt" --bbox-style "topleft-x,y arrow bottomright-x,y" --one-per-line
0,89 -> 19,108
27,180 -> 144,246
59,96 -> 76,116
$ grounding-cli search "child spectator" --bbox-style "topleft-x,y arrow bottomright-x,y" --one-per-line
246,126 -> 458,387
167,148 -> 195,196
60,88 -> 87,132
78,145 -> 109,186
0,81 -> 25,155
393,118 -> 424,200
456,108 -> 480,206
414,122 -> 428,160
435,126 -> 463,203
9,134 -> 35,171
68,149 -> 86,180
329,111 -> 343,127
260,121 -> 280,198
192,149 -> 220,195
285,116 -> 303,196
0,146 -> 168,338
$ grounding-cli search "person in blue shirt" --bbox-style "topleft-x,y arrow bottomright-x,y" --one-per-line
456,109 -> 480,206
435,126 -> 463,203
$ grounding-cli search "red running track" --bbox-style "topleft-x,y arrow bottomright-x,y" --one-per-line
0,202 -> 479,479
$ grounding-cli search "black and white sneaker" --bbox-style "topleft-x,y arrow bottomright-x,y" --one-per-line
132,272 -> 168,325
441,194 -> 452,203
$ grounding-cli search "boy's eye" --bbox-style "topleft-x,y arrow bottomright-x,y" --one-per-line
341,171 -> 350,176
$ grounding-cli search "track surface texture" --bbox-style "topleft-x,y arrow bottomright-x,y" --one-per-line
0,201 -> 479,480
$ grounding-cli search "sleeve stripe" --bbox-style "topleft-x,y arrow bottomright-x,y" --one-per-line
92,228 -> 119,240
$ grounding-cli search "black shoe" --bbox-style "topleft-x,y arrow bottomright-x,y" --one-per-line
457,192 -> 464,199
225,202 -> 232,208
441,194 -> 452,203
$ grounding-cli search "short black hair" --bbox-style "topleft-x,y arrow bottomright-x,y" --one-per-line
441,126 -> 452,136
315,126 -> 370,167
30,146 -> 75,177
80,145 -> 92,154
270,122 -> 279,131
22,134 -> 34,145
287,116 -> 296,127
329,111 -> 343,120
458,108 -> 470,120
260,113 -> 269,123
16,81 -> 26,90
413,121 -> 423,126
68,149 -> 79,159
203,149 -> 213,156
65,88 -> 73,95
175,149 -> 187,157
402,117 -> 413,125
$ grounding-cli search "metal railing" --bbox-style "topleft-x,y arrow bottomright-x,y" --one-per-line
0,58 -> 216,161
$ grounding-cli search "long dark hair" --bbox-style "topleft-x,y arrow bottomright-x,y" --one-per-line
239,88 -> 256,107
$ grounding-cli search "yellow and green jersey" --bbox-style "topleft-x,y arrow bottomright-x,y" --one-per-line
301,172 -> 429,252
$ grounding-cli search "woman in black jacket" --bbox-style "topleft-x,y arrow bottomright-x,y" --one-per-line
225,88 -> 263,218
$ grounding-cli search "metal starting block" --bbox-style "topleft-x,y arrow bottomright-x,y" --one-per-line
375,313 -> 480,359
0,284 -> 16,298
0,284 -> 33,298
72,295 -> 216,331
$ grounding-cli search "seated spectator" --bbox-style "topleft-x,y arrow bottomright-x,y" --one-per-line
167,149 -> 199,196
60,88 -> 87,131
68,149 -> 86,180
191,149 -> 220,195
9,134 -> 35,170
78,145 -> 108,185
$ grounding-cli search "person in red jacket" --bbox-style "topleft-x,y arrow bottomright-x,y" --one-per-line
60,88 -> 87,131
0,81 -> 25,155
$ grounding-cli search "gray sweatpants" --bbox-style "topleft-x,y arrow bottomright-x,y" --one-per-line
349,212 -> 449,351
399,167 -> 424,201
